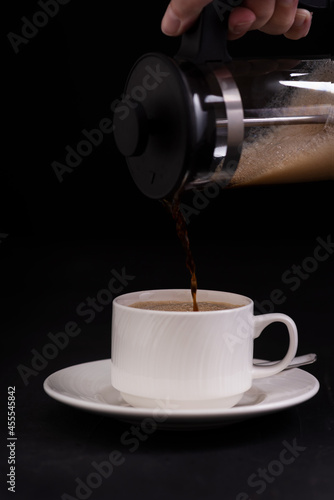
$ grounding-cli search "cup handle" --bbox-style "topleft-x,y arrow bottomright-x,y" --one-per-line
252,313 -> 298,379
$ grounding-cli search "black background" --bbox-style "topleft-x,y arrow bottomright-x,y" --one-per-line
2,1 -> 334,499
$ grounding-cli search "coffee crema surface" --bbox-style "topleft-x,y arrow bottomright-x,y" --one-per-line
129,300 -> 242,312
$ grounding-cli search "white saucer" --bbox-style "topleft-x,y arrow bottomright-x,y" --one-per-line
43,359 -> 319,429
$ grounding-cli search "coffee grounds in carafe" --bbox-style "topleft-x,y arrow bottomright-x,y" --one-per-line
229,60 -> 334,187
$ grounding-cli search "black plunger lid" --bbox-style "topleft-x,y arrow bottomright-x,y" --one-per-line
113,53 -> 215,199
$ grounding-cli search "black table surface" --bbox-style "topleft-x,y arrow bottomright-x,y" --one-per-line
1,233 -> 333,500
3,1 -> 334,499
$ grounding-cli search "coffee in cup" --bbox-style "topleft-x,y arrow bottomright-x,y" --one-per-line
129,300 -> 241,311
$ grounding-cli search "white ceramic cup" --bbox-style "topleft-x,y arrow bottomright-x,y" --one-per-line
111,289 -> 298,409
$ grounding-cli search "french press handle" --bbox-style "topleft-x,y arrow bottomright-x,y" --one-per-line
176,2 -> 231,64
176,0 -> 332,64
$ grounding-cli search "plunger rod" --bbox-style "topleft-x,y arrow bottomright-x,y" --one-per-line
217,115 -> 328,127
216,105 -> 330,127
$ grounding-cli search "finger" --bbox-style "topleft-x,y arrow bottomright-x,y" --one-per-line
240,0 -> 277,32
260,0 -> 299,36
161,0 -> 212,36
284,9 -> 313,39
228,7 -> 256,40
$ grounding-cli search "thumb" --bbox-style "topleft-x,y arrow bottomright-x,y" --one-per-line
161,0 -> 213,36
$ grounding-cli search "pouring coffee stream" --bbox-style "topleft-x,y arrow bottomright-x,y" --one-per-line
114,1 -> 333,307
163,196 -> 199,311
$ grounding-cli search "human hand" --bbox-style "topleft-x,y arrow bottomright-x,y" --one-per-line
161,0 -> 313,40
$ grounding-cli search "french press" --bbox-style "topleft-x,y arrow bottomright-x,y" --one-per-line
113,1 -> 333,199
